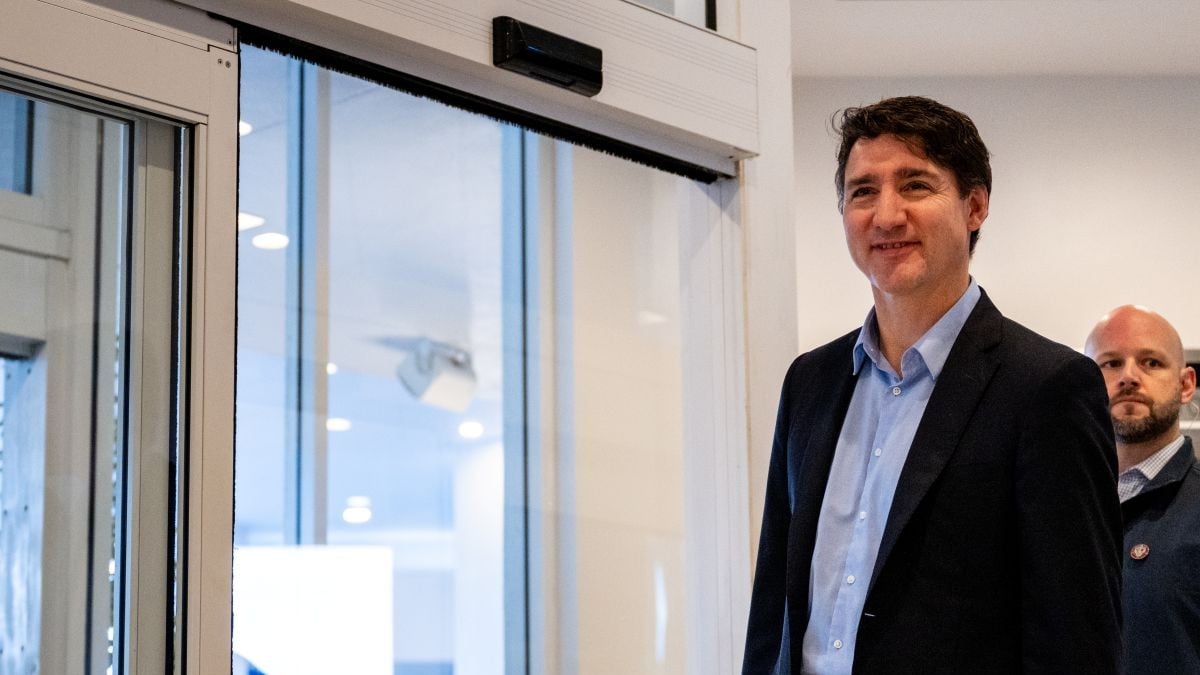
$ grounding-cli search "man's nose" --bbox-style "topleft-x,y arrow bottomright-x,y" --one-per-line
874,188 -> 906,229
1118,360 -> 1142,388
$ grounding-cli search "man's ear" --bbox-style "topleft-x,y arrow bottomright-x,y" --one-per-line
966,186 -> 989,232
1181,366 -> 1197,404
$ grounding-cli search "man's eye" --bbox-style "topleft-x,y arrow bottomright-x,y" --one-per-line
904,181 -> 931,192
1098,360 -> 1121,369
850,187 -> 874,199
1144,359 -> 1163,368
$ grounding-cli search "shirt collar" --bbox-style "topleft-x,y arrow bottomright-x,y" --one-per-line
1122,434 -> 1187,483
853,279 -> 981,381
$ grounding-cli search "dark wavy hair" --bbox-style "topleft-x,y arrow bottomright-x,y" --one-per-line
833,96 -> 991,253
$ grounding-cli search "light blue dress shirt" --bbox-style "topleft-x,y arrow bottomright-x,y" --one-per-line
800,280 -> 981,674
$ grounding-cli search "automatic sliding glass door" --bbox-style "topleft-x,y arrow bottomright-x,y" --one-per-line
234,42 -> 705,675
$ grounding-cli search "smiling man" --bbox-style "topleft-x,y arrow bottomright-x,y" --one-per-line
1086,305 -> 1199,674
742,96 -> 1122,674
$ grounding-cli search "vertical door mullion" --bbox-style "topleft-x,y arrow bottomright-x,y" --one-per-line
122,118 -> 185,674
500,125 -> 528,675
284,61 -> 331,546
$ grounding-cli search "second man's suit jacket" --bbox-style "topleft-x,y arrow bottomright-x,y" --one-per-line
743,289 -> 1123,674
1121,437 -> 1200,674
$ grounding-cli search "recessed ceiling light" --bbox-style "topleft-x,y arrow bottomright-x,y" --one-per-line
458,420 -> 484,439
238,120 -> 253,136
326,362 -> 339,375
326,417 -> 352,432
251,232 -> 289,250
238,211 -> 266,231
342,495 -> 372,524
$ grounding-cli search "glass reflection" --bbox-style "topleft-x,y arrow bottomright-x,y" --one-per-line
236,42 -> 699,675
235,46 -> 508,674
0,86 -> 138,674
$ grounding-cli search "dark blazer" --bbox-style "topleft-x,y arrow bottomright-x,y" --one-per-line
1121,437 -> 1200,674
743,289 -> 1123,674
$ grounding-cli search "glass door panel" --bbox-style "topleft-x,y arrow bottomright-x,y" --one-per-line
0,80 -> 187,675
563,144 -> 687,674
236,40 -> 703,675
235,46 -> 512,675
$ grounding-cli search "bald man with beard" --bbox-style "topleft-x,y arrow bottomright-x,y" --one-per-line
1086,305 -> 1200,674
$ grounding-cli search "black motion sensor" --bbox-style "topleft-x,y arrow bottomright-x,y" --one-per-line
492,16 -> 603,97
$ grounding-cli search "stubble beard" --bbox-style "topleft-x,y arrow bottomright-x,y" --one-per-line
1112,393 -> 1182,445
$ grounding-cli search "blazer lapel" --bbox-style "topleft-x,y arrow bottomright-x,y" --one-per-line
1122,438 -> 1196,521
786,334 -> 859,657
868,291 -> 1004,592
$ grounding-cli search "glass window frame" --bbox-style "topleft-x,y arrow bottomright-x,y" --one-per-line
0,3 -> 240,673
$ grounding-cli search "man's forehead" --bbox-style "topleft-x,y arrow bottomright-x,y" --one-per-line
845,136 -> 941,175
849,133 -> 928,158
1090,319 -> 1182,362
1093,344 -> 1172,359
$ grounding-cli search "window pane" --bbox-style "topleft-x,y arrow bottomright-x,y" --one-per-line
235,47 -> 513,675
237,42 -> 710,675
235,46 -> 291,546
0,89 -> 32,194
531,143 -> 690,673
0,84 -> 184,674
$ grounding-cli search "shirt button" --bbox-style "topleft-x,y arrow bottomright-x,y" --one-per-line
833,639 -> 844,649
846,575 -> 856,584
874,447 -> 882,457
891,386 -> 902,396
858,511 -> 867,520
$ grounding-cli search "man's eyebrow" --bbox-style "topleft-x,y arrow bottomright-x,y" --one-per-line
896,167 -> 938,180
844,174 -> 876,190
845,167 -> 937,189
1092,348 -> 1173,362
1135,348 -> 1173,362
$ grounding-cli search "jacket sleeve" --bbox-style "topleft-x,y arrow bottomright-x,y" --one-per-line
1015,355 -> 1122,673
742,362 -> 798,674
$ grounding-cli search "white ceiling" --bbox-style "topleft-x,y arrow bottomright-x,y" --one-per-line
791,1 -> 1200,78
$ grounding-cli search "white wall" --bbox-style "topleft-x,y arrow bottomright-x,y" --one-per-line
741,0 -> 798,587
794,76 -> 1200,352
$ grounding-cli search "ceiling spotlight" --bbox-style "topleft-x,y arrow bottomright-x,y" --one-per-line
326,362 -> 339,375
396,338 -> 477,412
238,120 -> 253,136
326,417 -> 352,432
458,421 -> 484,439
251,232 -> 289,250
238,211 -> 266,231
